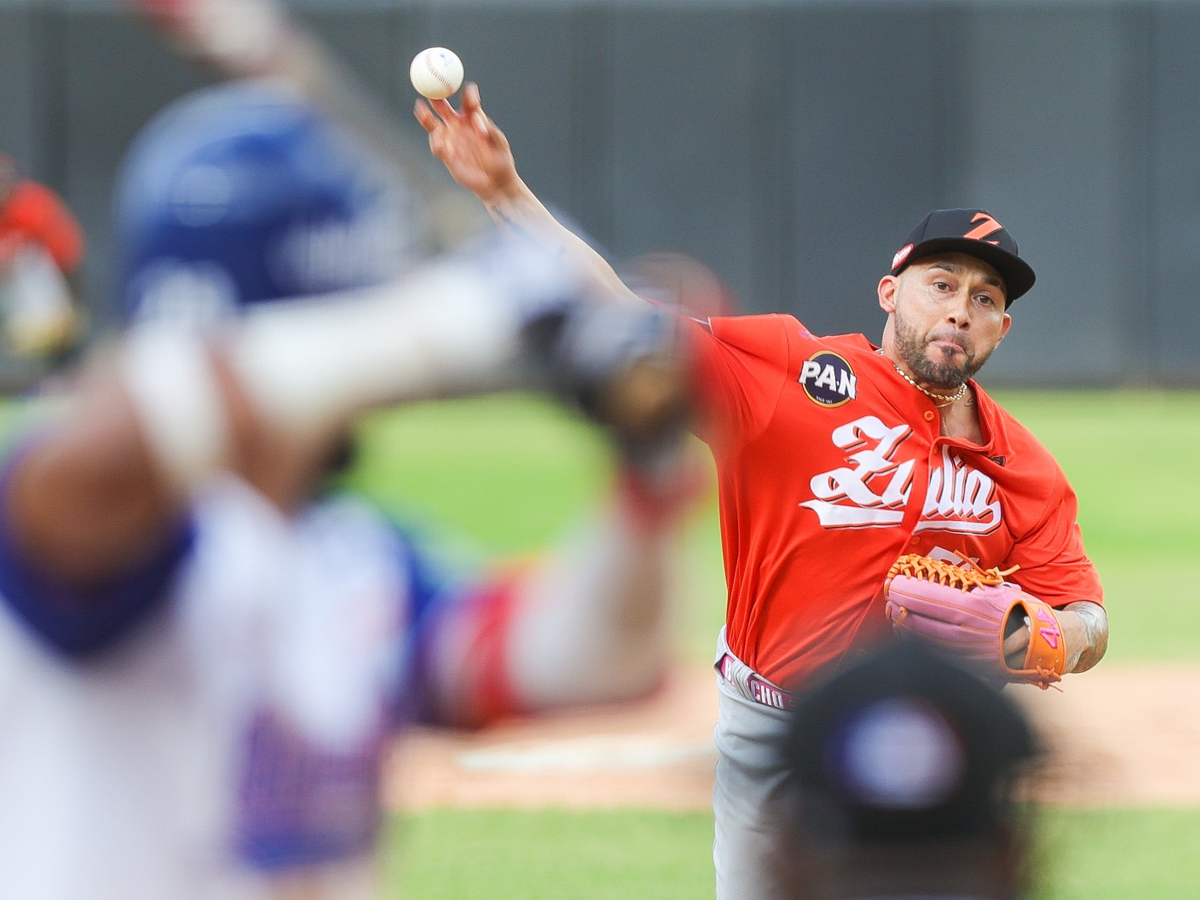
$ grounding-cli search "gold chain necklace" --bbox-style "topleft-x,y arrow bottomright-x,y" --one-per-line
892,363 -> 968,408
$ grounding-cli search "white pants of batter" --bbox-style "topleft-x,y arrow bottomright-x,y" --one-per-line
712,628 -> 796,900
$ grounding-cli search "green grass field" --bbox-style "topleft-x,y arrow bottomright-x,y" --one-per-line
337,389 -> 1200,899
389,807 -> 1200,900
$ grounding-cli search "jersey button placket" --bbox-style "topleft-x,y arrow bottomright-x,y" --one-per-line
923,410 -> 936,421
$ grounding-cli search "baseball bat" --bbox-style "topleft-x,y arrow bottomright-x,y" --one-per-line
129,0 -> 489,253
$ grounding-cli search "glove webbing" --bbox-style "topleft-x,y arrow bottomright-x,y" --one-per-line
886,554 -> 1017,591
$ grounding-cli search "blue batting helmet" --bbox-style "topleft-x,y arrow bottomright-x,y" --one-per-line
114,79 -> 421,328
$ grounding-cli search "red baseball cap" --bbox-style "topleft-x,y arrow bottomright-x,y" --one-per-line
889,208 -> 1036,306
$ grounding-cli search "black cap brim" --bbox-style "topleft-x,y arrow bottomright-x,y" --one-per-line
897,238 -> 1036,306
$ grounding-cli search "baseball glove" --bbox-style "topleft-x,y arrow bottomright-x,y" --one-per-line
884,554 -> 1067,690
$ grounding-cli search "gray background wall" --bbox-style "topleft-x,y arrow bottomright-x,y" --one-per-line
1,0 -> 1197,385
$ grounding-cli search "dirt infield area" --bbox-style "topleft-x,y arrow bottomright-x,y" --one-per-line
384,662 -> 1200,812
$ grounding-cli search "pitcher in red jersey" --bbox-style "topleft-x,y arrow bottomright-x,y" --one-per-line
417,82 -> 1107,900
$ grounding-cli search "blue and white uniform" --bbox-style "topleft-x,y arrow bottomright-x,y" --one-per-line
0,466 -> 518,898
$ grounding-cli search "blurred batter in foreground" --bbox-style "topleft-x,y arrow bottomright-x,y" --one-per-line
0,79 -> 696,900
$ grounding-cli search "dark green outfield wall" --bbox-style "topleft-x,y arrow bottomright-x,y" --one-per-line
1,0 -> 1196,385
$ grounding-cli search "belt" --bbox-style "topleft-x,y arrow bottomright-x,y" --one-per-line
716,652 -> 801,712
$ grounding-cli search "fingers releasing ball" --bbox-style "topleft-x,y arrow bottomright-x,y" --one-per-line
409,47 -> 464,100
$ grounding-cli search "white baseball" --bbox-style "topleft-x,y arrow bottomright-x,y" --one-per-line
409,47 -> 464,100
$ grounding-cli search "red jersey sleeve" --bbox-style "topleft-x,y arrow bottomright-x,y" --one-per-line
1004,467 -> 1104,609
685,314 -> 794,460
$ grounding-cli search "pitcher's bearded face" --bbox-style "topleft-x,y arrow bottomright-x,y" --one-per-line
886,254 -> 1012,388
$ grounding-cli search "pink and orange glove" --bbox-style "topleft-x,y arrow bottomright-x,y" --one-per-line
884,554 -> 1067,690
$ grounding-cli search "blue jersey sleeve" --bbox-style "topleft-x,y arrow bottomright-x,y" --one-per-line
0,439 -> 196,659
